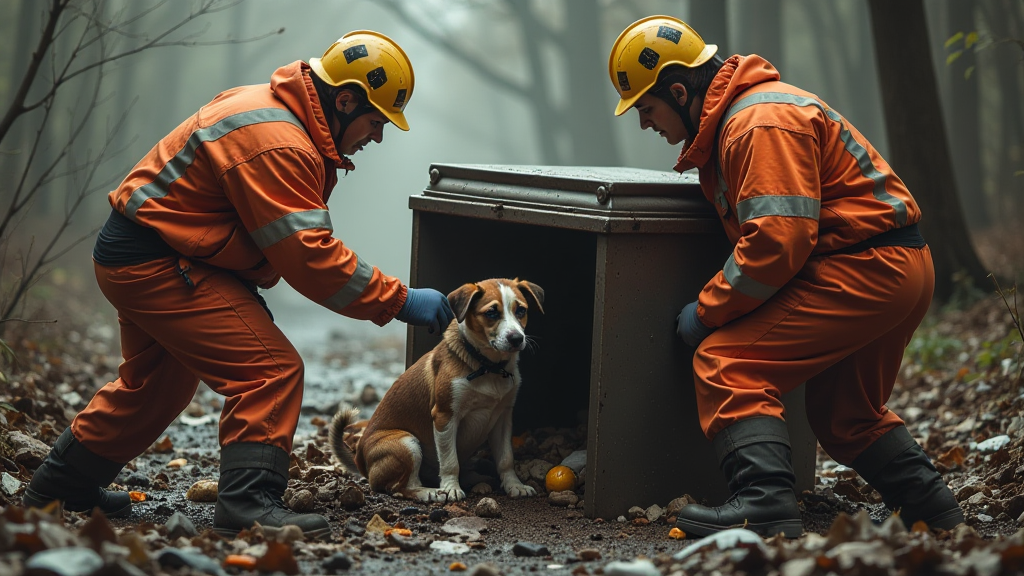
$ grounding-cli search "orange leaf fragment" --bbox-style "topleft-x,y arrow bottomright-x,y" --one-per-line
449,562 -> 467,572
153,435 -> 174,453
956,366 -> 970,380
937,445 -> 966,468
668,527 -> 685,539
385,528 -> 412,537
224,555 -> 257,570
911,520 -> 930,533
128,491 -> 146,502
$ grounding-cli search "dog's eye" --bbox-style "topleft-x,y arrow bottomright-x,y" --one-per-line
514,306 -> 527,319
484,308 -> 501,320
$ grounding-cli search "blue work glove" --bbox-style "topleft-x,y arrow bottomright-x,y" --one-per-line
676,300 -> 715,348
395,287 -> 455,334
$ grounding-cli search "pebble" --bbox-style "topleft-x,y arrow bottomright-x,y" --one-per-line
1,472 -> 21,497
400,506 -> 421,516
468,564 -> 501,576
288,489 -> 314,512
604,559 -> 660,576
976,435 -> 1011,453
360,384 -> 379,405
673,528 -> 768,561
25,547 -> 103,576
337,485 -> 365,509
527,459 -> 555,483
123,472 -> 151,488
512,541 -> 550,557
157,548 -> 225,575
665,495 -> 696,517
387,531 -> 430,552
365,514 -> 390,533
626,506 -> 645,520
577,548 -> 602,561
430,540 -> 470,554
343,518 -> 365,536
548,490 -> 579,507
645,504 -> 664,523
321,551 -> 353,572
166,458 -> 187,469
185,479 -> 218,502
616,515 -> 627,523
429,509 -> 450,523
474,497 -> 501,518
165,511 -> 198,539
471,482 -> 493,495
442,516 -> 487,542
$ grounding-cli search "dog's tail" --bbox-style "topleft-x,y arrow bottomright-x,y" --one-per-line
328,403 -> 362,476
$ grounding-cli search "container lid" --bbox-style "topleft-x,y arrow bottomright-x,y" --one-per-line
410,164 -> 719,233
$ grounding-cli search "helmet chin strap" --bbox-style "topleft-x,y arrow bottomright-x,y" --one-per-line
330,102 -> 376,154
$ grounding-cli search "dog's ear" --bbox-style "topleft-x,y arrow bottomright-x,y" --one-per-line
517,280 -> 545,315
448,283 -> 483,323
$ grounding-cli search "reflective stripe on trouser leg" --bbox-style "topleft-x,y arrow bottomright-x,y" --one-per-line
78,257 -> 304,461
692,246 -> 934,452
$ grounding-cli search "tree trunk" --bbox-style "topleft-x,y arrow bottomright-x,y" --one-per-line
867,0 -> 990,302
688,0 -> 729,56
564,0 -> 620,166
982,0 -> 1024,224
944,0 -> 989,228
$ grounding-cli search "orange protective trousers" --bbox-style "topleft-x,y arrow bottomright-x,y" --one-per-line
72,257 -> 303,463
694,245 -> 934,465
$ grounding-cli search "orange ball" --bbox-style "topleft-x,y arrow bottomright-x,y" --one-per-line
545,465 -> 577,492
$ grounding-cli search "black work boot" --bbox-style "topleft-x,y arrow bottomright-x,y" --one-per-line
22,427 -> 131,517
851,425 -> 963,530
675,417 -> 803,538
213,442 -> 330,540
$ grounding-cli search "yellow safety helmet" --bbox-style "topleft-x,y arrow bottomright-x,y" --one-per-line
608,16 -> 717,116
310,30 -> 415,131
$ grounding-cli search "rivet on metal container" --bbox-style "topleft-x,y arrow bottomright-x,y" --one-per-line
596,185 -> 610,204
429,168 -> 441,185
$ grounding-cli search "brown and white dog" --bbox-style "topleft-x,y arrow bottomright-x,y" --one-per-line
329,278 -> 544,502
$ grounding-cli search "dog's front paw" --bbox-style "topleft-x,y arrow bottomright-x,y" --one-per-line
431,485 -> 466,503
503,482 -> 537,498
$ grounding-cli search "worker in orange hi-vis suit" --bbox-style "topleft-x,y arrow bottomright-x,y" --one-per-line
23,31 -> 454,539
609,16 -> 963,538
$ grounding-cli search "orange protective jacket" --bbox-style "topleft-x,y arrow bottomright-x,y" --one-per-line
107,61 -> 406,326
675,55 -> 922,328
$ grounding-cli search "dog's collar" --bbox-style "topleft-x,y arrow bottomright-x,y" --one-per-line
461,338 -> 513,381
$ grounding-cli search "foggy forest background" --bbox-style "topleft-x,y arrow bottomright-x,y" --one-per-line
0,0 -> 1022,347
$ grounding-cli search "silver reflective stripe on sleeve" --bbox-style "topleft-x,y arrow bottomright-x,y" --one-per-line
322,256 -> 374,312
737,195 -> 820,223
717,92 -> 907,226
124,108 -> 305,221
723,253 -> 780,301
250,209 -> 333,250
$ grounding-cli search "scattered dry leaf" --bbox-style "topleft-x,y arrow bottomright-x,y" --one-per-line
449,562 -> 467,571
152,436 -> 173,453
668,527 -> 685,540
224,555 -> 257,569
128,491 -> 146,502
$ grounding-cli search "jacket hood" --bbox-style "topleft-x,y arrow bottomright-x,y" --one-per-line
270,61 -> 354,171
674,55 -> 781,172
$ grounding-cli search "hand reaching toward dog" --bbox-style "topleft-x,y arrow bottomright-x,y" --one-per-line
676,300 -> 716,347
396,287 -> 455,334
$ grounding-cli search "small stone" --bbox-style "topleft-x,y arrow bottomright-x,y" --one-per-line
444,503 -> 471,518
527,459 -> 555,483
387,531 -> 430,552
474,497 -> 501,518
400,506 -> 421,516
467,564 -> 501,576
343,518 -> 365,536
185,479 -> 218,502
430,540 -> 470,554
429,509 -> 450,523
157,548 -> 225,575
25,547 -> 103,576
616,515 -> 627,523
321,551 -> 353,573
604,559 -> 660,576
366,514 -> 391,533
443,516 -> 488,541
626,506 -> 645,520
977,435 -> 1011,452
548,490 -> 579,507
123,472 -> 151,488
512,541 -> 550,557
360,384 -> 379,405
166,458 -> 187,469
164,511 -> 198,539
288,488 -> 314,512
337,485 -> 365,510
665,495 -> 696,517
1,472 -> 22,497
471,482 -> 492,495
645,504 -> 664,523
577,548 -> 602,561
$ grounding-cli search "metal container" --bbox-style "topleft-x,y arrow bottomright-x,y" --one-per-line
407,163 -> 815,519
